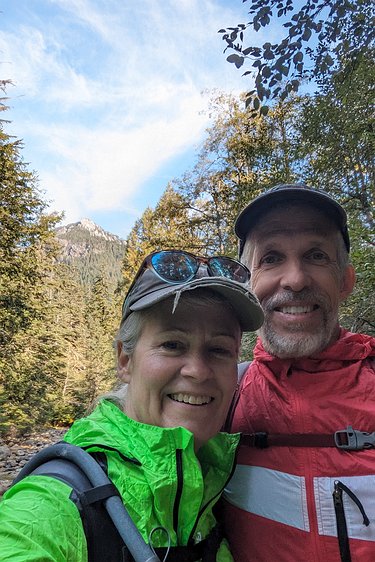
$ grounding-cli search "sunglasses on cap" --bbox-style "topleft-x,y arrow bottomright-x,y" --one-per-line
121,249 -> 263,330
136,250 -> 250,285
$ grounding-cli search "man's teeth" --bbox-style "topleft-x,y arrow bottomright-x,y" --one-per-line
278,305 -> 314,314
169,393 -> 212,405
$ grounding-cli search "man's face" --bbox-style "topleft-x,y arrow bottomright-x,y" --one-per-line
242,205 -> 354,358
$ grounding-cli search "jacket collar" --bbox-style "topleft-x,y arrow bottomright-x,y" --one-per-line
254,329 -> 375,376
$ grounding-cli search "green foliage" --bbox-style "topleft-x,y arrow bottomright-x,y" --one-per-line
0,108 -> 122,434
296,50 -> 374,333
0,126 -> 65,431
120,185 -> 204,293
219,0 -> 374,113
82,276 -> 118,406
173,92 -> 303,255
0,135 -> 59,349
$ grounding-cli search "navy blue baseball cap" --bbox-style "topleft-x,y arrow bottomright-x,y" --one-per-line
235,183 -> 350,257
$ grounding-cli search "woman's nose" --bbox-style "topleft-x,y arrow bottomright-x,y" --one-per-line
180,353 -> 213,381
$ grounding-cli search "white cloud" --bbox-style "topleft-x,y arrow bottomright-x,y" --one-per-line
0,0 -> 263,232
27,84 -> 207,222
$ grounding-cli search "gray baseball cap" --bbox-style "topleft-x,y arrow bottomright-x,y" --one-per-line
235,183 -> 350,257
121,265 -> 263,332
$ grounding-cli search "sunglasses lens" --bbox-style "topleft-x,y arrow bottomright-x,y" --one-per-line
151,251 -> 198,282
209,257 -> 250,283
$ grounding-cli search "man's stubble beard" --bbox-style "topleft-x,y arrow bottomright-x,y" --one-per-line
257,289 -> 340,359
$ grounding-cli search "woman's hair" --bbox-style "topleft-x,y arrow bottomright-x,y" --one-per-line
102,289 -> 240,410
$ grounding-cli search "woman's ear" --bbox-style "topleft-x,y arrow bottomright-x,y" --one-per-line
117,341 -> 132,383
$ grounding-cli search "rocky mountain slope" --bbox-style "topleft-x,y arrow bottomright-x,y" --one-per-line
55,218 -> 126,287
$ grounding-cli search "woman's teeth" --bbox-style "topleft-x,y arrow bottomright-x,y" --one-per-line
169,393 -> 212,405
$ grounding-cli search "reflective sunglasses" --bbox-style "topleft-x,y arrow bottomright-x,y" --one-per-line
138,250 -> 250,284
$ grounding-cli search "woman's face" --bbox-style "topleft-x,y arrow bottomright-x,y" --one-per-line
118,298 -> 241,451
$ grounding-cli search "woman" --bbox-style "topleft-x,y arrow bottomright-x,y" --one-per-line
0,250 -> 263,562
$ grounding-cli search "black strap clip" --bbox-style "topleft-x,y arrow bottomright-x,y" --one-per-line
254,432 -> 269,449
334,426 -> 375,450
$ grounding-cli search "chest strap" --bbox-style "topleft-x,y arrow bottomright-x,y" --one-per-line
153,523 -> 222,562
240,426 -> 375,451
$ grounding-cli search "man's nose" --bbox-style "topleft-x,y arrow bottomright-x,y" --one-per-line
280,260 -> 311,292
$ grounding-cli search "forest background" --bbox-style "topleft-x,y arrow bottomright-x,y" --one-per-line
1,0 -> 374,435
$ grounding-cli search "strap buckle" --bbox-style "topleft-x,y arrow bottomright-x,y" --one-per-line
334,426 -> 375,450
254,432 -> 268,449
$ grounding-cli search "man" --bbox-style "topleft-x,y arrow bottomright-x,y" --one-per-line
222,184 -> 375,562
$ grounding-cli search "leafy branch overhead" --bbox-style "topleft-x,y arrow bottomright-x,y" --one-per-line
219,0 -> 375,113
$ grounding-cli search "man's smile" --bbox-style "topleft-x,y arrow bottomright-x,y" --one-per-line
275,304 -> 319,315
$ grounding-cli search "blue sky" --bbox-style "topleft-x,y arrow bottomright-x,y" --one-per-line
0,0 -> 282,239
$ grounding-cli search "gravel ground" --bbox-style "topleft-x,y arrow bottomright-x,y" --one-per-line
0,427 -> 68,496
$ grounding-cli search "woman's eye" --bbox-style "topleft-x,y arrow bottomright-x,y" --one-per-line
161,340 -> 182,351
307,250 -> 329,262
210,346 -> 235,357
261,253 -> 281,265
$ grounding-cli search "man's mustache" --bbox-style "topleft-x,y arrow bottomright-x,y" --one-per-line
262,289 -> 329,313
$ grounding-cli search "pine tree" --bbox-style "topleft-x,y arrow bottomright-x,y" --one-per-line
0,113 -> 62,432
82,276 -> 118,406
120,185 -> 203,292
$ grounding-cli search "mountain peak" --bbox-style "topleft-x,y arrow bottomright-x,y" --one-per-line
80,217 -> 98,231
56,218 -> 124,243
55,219 -> 125,287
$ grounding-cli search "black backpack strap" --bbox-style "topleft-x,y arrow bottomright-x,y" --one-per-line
20,450 -> 131,562
14,442 -> 225,562
222,361 -> 251,432
153,522 -> 223,562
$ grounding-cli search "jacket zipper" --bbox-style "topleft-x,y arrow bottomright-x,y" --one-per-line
333,480 -> 351,562
173,449 -> 183,534
333,480 -> 370,562
188,440 -> 240,543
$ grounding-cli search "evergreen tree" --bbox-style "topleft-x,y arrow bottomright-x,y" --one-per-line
82,276 -> 118,406
120,185 -> 203,292
0,120 -> 62,432
47,262 -> 91,424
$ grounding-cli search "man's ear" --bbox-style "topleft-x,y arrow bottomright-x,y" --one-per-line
117,341 -> 131,383
340,264 -> 356,302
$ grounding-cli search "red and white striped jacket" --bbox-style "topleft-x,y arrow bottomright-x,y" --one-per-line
223,329 -> 375,562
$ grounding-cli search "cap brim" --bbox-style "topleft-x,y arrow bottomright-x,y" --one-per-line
129,276 -> 263,332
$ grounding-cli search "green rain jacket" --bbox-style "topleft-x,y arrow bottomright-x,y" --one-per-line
0,400 -> 240,561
